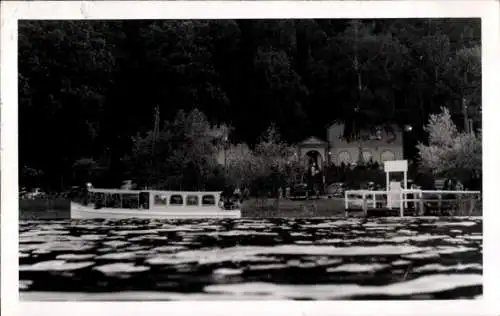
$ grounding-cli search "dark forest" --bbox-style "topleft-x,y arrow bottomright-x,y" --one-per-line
18,19 -> 481,190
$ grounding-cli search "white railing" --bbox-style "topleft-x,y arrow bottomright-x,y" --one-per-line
344,189 -> 481,217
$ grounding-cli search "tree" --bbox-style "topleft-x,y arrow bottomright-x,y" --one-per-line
124,108 -> 225,190
20,166 -> 44,189
333,20 -> 409,162
254,124 -> 297,174
225,124 -> 303,196
285,155 -> 308,184
19,21 -> 117,189
71,157 -> 107,185
253,47 -> 310,141
224,143 -> 260,188
18,19 -> 482,190
444,45 -> 481,131
416,107 -> 481,186
251,125 -> 299,195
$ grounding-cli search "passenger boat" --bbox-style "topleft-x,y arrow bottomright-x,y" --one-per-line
71,188 -> 241,219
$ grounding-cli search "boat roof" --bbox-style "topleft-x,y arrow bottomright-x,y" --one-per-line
88,188 -> 223,195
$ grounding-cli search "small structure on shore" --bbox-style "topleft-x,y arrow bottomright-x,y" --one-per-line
344,159 -> 481,217
384,160 -> 408,209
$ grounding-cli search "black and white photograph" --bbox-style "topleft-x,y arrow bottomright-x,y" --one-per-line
1,0 -> 500,315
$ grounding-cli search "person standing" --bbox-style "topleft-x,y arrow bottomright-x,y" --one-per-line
234,187 -> 241,200
243,187 -> 250,200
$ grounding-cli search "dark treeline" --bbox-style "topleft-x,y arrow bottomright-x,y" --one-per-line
19,19 -> 481,190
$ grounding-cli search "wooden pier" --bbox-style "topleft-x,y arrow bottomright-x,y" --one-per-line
344,189 -> 481,217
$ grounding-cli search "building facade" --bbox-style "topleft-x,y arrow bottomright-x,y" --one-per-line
215,123 -> 404,176
298,123 -> 404,170
216,143 -> 252,167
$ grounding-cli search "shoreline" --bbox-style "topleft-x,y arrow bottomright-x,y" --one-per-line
19,196 -> 481,220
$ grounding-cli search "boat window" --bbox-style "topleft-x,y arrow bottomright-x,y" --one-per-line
110,193 -> 121,208
155,194 -> 168,206
104,193 -> 114,208
202,195 -> 216,206
122,193 -> 139,209
94,193 -> 105,207
88,192 -> 95,204
170,195 -> 183,205
139,192 -> 150,209
186,195 -> 199,206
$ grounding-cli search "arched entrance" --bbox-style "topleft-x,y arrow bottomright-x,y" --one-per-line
304,150 -> 324,195
297,137 -> 328,167
305,150 -> 323,171
297,136 -> 328,193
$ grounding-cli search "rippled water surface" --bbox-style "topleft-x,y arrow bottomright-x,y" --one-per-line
19,217 -> 482,300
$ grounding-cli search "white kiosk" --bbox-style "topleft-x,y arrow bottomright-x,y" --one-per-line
384,160 -> 408,209
345,159 -> 481,217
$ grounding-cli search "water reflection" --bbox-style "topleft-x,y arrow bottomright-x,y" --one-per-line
19,217 -> 482,300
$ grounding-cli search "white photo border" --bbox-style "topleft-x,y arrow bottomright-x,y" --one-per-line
1,1 -> 499,316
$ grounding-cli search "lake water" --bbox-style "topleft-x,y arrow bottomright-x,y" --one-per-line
19,217 -> 482,300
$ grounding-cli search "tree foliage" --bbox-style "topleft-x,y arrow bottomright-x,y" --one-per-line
416,107 -> 481,185
20,166 -> 44,189
18,19 -> 481,189
225,124 -> 303,193
124,109 -> 224,190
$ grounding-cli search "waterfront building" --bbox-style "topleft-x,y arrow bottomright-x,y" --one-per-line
298,122 -> 404,171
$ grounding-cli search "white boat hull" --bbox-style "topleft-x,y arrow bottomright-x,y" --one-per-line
71,203 -> 241,219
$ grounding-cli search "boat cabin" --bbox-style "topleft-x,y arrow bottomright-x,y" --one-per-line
86,189 -> 222,210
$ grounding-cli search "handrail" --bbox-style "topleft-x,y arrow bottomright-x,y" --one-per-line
89,188 -> 223,196
345,189 -> 481,195
344,189 -> 481,217
345,191 -> 388,195
402,189 -> 481,195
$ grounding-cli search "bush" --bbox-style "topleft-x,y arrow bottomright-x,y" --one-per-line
417,106 -> 481,187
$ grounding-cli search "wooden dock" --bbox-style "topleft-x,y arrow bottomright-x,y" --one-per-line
345,189 -> 482,217
346,207 -> 419,217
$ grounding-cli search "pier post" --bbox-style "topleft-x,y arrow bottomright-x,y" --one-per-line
344,192 -> 349,217
469,196 -> 475,215
457,193 -> 462,215
399,191 -> 404,217
419,191 -> 424,216
362,192 -> 368,216
404,172 -> 408,208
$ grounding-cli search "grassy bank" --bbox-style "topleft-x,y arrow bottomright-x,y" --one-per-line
241,197 -> 346,218
19,199 -> 71,220
18,196 -> 481,220
241,196 -> 482,218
